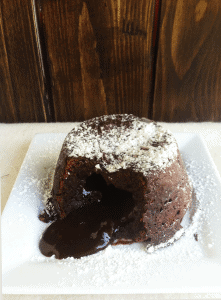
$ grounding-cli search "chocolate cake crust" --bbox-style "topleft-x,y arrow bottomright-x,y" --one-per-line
39,114 -> 192,259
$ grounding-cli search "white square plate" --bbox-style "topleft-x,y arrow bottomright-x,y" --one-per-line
2,133 -> 221,294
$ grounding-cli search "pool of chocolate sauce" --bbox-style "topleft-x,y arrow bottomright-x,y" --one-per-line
39,174 -> 135,259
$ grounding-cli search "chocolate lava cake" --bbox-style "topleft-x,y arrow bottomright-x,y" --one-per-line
39,114 -> 193,259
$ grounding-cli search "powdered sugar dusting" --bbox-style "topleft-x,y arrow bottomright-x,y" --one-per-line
184,157 -> 219,253
64,114 -> 178,174
38,166 -> 55,207
22,132 -> 221,290
4,131 -> 221,292
30,153 -> 207,289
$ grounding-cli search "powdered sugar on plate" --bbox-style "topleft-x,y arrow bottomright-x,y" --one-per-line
28,135 -> 217,289
3,132 -> 221,293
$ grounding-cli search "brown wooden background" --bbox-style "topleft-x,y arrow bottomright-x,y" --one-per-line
1,0 -> 221,123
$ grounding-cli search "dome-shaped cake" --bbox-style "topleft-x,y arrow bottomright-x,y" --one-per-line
39,114 -> 193,259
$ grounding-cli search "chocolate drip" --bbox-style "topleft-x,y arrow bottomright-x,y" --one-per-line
39,174 -> 135,259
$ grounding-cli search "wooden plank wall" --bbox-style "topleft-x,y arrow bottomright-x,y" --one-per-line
0,0 -> 50,122
38,0 -> 155,121
153,0 -> 221,122
0,0 -> 221,123
0,0 -> 155,122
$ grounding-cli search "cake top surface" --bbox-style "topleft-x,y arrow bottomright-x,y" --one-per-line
63,114 -> 178,174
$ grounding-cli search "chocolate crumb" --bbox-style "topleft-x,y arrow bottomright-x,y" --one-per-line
194,233 -> 198,241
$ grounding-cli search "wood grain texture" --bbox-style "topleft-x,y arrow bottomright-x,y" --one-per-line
39,0 -> 155,121
153,0 -> 221,122
0,6 -> 17,123
0,0 -> 47,122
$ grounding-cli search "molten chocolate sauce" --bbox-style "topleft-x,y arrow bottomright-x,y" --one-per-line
39,174 -> 135,259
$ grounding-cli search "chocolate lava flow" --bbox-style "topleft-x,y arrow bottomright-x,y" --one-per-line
39,173 -> 135,259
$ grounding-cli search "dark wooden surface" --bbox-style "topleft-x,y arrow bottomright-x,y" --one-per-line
153,0 -> 221,122
0,0 -> 221,123
0,0 -> 49,122
38,0 -> 155,122
0,5 -> 17,123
